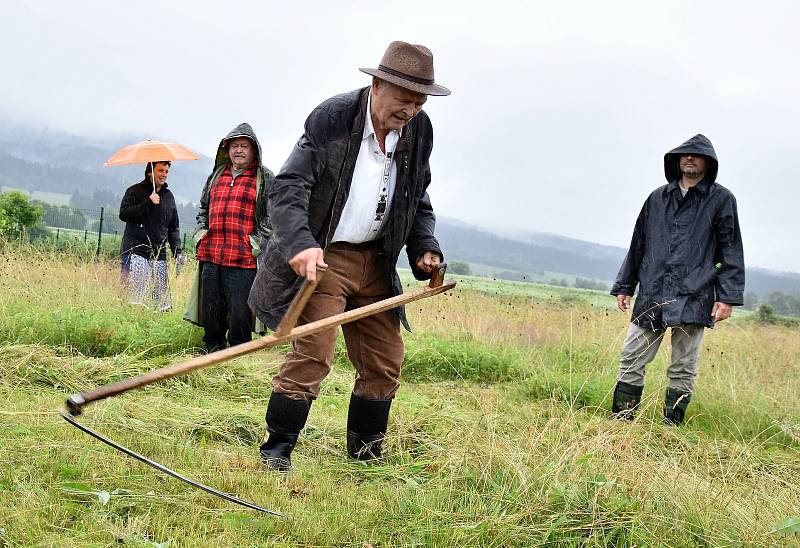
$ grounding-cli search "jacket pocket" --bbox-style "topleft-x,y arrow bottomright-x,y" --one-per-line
249,234 -> 262,258
193,228 -> 208,248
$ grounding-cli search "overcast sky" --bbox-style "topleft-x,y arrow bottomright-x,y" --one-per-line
3,1 -> 798,272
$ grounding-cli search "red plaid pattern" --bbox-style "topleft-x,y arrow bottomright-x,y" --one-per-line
197,164 -> 258,268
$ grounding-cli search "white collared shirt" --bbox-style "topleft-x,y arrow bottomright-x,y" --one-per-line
331,91 -> 401,244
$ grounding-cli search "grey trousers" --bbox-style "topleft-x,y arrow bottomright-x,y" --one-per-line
618,323 -> 705,393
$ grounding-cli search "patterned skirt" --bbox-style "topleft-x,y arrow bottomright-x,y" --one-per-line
128,254 -> 171,312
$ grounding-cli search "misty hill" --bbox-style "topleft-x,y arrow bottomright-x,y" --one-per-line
434,218 -> 800,298
1,119 -> 798,299
435,219 -> 620,280
0,120 -> 212,204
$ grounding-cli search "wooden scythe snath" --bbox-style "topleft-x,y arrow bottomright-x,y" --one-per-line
61,264 -> 455,515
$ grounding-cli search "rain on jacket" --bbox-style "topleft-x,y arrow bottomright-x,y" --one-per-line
611,134 -> 745,329
194,122 -> 274,255
119,179 -> 181,261
183,123 -> 273,328
247,87 -> 442,331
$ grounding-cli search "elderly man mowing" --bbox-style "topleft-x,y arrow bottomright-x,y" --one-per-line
249,41 -> 451,471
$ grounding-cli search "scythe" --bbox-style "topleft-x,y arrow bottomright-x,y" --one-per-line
61,264 -> 455,516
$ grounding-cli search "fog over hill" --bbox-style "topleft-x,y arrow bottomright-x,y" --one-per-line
0,120 -> 212,204
1,119 -> 798,298
433,217 -> 800,298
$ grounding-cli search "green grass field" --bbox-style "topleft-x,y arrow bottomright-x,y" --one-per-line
1,245 -> 798,547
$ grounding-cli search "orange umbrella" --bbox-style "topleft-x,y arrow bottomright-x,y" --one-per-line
104,140 -> 200,167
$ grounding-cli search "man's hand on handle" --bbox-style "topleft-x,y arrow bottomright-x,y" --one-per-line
415,251 -> 442,274
149,193 -> 160,205
712,302 -> 732,322
616,294 -> 631,312
289,247 -> 328,281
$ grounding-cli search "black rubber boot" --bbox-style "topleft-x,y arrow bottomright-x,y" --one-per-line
346,393 -> 392,461
259,392 -> 312,472
611,381 -> 644,421
663,388 -> 691,426
204,342 -> 226,354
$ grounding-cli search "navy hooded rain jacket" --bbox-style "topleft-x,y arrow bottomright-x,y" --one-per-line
610,134 -> 745,329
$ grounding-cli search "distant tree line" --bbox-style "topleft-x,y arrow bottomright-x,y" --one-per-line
0,151 -> 128,196
1,188 -> 199,240
69,189 -> 199,229
496,270 -> 542,282
449,261 -> 471,275
1,190 -> 204,248
744,291 -> 800,317
448,259 -> 611,291
32,199 -> 123,234
435,223 -> 622,281
574,277 -> 609,291
546,277 -> 609,291
69,189 -> 120,210
40,202 -> 87,230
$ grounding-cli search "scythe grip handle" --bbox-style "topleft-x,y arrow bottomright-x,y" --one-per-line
429,262 -> 447,288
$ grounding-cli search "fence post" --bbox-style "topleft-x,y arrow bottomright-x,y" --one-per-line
84,229 -> 88,243
96,207 -> 104,258
56,228 -> 60,241
182,232 -> 187,251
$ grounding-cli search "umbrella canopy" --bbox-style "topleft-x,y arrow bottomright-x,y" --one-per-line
104,140 -> 199,167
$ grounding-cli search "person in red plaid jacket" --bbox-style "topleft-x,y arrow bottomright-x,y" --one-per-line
184,123 -> 274,353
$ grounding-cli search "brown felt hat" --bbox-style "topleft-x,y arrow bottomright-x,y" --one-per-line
360,41 -> 451,96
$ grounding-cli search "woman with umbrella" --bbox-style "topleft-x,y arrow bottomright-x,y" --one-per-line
106,140 -> 198,311
119,160 -> 185,310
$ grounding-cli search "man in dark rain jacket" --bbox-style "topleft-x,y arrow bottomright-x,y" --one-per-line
610,134 -> 745,425
249,41 -> 450,471
184,123 -> 273,353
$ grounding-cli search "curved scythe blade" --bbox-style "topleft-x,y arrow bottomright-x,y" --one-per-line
60,411 -> 283,516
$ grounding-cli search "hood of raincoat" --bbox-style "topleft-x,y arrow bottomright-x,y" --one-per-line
212,122 -> 262,171
663,134 -> 718,184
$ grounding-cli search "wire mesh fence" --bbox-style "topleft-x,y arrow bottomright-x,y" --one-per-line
33,204 -> 196,259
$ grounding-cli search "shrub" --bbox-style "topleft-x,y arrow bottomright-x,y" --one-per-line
757,303 -> 776,324
449,261 -> 472,275
0,191 -> 43,239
